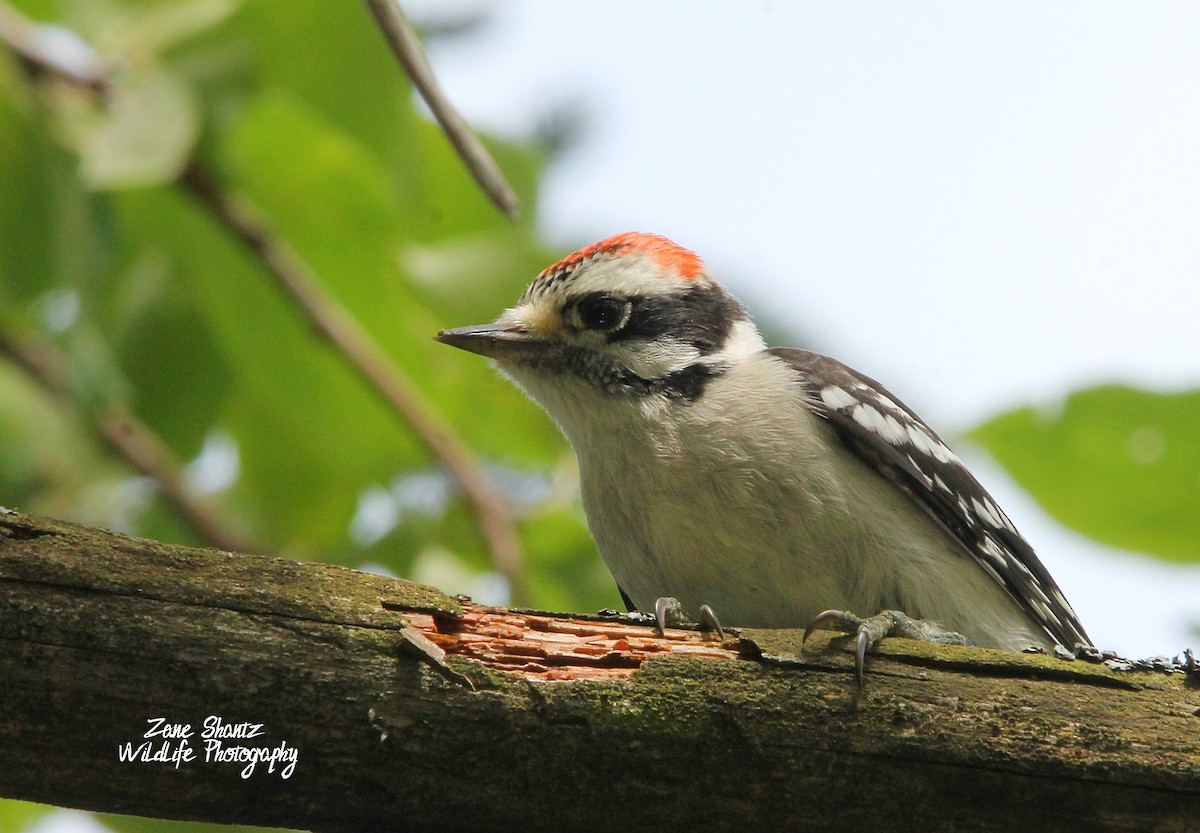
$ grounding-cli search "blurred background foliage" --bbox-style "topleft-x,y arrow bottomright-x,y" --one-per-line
0,0 -> 619,645
0,4 -> 614,823
0,0 -> 1196,830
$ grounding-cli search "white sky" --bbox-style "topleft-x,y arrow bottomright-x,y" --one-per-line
406,1 -> 1200,656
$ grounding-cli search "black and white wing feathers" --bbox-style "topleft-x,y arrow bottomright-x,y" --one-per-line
768,348 -> 1091,649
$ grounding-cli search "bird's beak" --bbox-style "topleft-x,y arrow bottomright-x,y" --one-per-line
435,323 -> 551,362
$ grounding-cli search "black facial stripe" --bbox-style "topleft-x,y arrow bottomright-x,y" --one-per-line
607,284 -> 745,355
523,346 -> 721,403
645,363 -> 721,401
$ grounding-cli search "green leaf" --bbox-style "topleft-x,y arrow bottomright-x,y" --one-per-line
969,385 -> 1200,563
92,0 -> 239,60
67,65 -> 199,189
0,74 -> 92,303
103,249 -> 233,456
233,0 -> 417,173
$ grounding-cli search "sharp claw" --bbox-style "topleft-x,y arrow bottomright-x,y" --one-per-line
803,608 -> 851,643
804,608 -> 887,685
807,608 -> 967,684
654,597 -> 672,637
698,604 -> 725,639
855,628 -> 870,688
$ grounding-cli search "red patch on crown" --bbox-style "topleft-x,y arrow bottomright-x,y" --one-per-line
543,232 -> 705,280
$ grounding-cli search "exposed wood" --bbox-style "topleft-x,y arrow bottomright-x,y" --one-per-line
0,509 -> 1197,833
410,606 -> 740,681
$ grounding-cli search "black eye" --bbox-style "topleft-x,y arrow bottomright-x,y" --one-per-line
576,294 -> 629,332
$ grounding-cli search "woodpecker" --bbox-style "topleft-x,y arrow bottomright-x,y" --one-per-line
437,232 -> 1091,678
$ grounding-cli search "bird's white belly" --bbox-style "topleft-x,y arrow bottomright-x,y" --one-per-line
572,375 -> 1042,649
580,430 -> 852,628
582,446 -> 1041,651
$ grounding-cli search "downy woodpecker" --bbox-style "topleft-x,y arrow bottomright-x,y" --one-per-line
437,232 -> 1091,677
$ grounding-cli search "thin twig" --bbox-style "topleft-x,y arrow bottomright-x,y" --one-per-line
0,0 -> 108,91
364,0 -> 520,220
179,163 -> 527,603
0,330 -> 262,554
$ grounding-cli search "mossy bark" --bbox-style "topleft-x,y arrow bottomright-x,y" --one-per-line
0,509 -> 1196,833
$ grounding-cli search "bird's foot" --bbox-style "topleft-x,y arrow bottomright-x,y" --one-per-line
653,597 -> 725,639
803,609 -> 969,686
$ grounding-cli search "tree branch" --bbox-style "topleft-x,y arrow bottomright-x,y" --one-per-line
1,510 -> 1196,833
364,0 -> 520,220
0,0 -> 108,91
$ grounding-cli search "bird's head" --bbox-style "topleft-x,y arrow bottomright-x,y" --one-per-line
436,233 -> 765,407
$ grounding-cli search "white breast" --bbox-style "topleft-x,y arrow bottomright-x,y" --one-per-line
509,351 -> 1044,650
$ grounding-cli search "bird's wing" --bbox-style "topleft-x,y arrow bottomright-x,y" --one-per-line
768,348 -> 1091,649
